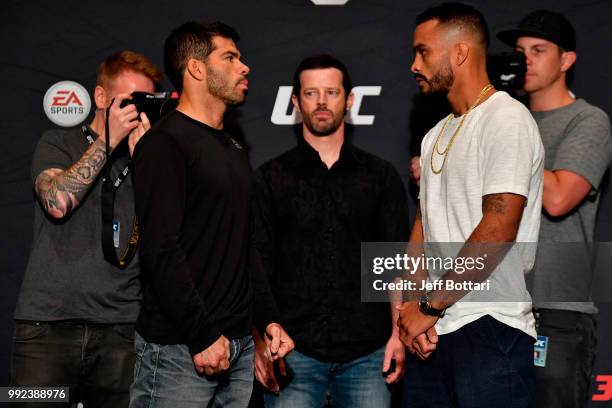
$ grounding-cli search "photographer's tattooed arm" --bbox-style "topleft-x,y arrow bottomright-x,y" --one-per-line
35,138 -> 107,219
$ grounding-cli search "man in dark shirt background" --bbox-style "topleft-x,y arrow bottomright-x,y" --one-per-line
130,21 -> 293,408
252,55 -> 409,407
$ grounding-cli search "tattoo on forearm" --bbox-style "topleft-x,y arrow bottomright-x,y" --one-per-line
35,139 -> 107,217
482,194 -> 506,215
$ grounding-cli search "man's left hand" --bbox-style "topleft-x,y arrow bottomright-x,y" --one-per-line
396,302 -> 439,360
264,323 -> 295,360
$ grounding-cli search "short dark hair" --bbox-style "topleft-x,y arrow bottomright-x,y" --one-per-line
416,2 -> 489,48
292,54 -> 352,99
164,21 -> 240,93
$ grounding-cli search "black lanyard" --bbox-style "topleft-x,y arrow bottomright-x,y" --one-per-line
82,124 -> 140,269
81,125 -> 131,186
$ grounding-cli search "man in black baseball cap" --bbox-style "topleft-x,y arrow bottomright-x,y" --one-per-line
498,10 -> 612,408
497,9 -> 576,51
497,10 -> 577,99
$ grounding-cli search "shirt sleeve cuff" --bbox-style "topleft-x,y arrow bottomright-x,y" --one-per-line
482,183 -> 528,199
186,327 -> 223,357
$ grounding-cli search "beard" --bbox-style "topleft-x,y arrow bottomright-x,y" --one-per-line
302,106 -> 346,137
417,57 -> 455,95
206,64 -> 247,106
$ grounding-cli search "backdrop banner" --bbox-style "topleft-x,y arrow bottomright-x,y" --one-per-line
2,1 -> 611,405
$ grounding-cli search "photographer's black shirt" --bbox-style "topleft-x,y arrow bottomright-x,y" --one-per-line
132,110 -> 258,355
252,137 -> 410,362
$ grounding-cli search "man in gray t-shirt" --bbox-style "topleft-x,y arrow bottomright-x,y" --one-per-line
498,10 -> 612,408
10,51 -> 161,407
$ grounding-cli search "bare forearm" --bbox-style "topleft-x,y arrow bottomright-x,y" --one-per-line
409,204 -> 424,243
542,169 -> 562,214
35,138 -> 107,218
390,301 -> 401,334
405,204 -> 427,301
429,193 -> 524,308
542,169 -> 592,217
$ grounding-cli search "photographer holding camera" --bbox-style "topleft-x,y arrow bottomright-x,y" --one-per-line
10,51 -> 162,407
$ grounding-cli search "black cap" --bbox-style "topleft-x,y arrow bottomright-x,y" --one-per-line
497,10 -> 576,51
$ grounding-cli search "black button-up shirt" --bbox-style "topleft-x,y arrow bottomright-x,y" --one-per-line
253,137 -> 410,362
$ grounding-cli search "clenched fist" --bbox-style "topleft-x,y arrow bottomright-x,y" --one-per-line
192,335 -> 231,376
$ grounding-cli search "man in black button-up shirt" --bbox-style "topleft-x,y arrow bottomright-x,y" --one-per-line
253,55 -> 410,407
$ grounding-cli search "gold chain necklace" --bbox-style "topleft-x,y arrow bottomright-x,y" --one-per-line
430,84 -> 494,174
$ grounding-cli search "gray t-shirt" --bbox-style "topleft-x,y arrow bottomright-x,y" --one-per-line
15,125 -> 141,323
529,99 -> 612,314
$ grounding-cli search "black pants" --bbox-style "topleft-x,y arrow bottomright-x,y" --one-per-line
403,315 -> 535,408
9,321 -> 135,408
534,309 -> 597,408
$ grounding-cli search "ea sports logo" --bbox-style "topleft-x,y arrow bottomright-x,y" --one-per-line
43,81 -> 91,127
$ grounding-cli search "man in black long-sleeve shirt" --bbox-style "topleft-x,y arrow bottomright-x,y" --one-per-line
130,21 -> 293,408
252,55 -> 410,407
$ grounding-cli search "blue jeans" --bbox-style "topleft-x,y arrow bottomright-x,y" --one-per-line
403,315 -> 535,408
129,332 -> 254,408
264,346 -> 390,408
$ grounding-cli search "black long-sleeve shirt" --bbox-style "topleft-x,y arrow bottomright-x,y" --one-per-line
252,137 -> 410,362
132,110 -> 256,356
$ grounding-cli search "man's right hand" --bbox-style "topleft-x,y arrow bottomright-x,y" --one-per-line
104,93 -> 140,150
264,323 -> 294,360
253,331 -> 281,394
192,335 -> 230,376
409,155 -> 421,187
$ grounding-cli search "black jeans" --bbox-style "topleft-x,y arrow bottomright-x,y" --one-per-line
9,320 -> 135,408
403,315 -> 536,408
534,309 -> 597,408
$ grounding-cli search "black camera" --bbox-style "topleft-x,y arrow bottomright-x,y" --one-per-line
119,91 -> 178,124
487,52 -> 527,96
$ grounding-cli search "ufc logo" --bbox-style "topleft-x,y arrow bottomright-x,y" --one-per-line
592,375 -> 612,401
270,85 -> 381,126
51,90 -> 83,107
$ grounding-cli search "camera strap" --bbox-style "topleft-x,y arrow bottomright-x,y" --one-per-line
81,110 -> 140,269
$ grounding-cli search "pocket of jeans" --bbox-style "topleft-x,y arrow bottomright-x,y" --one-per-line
133,350 -> 143,380
229,339 -> 239,365
13,322 -> 48,342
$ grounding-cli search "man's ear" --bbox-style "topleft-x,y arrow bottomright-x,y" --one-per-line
186,58 -> 206,81
345,91 -> 355,113
291,94 -> 301,113
94,85 -> 107,110
560,51 -> 577,73
455,42 -> 469,66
